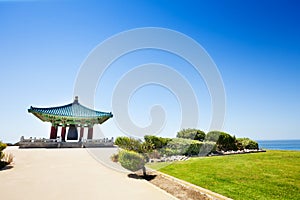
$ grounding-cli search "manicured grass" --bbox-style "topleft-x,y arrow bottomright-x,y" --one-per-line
148,151 -> 300,200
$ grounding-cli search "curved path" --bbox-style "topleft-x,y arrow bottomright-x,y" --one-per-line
0,147 -> 177,200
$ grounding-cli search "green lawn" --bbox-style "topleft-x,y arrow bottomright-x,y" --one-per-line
148,151 -> 300,200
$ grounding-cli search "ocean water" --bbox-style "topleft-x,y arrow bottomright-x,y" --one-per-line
258,140 -> 300,151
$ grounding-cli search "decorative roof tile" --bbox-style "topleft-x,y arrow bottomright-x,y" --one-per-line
28,97 -> 113,124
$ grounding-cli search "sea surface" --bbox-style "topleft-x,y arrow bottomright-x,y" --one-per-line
258,140 -> 300,151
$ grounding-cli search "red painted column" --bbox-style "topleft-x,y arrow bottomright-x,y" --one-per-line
87,126 -> 93,140
79,127 -> 84,141
61,125 -> 66,142
50,125 -> 58,139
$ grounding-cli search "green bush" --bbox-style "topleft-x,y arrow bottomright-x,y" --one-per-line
237,138 -> 259,149
0,141 -> 12,169
206,131 -> 237,151
159,147 -> 178,156
164,138 -> 216,156
0,152 -> 3,161
0,141 -> 7,160
205,131 -> 221,142
140,141 -> 154,153
114,136 -> 143,153
147,149 -> 161,159
199,142 -> 217,156
217,132 -> 237,151
118,150 -> 146,175
177,128 -> 206,141
235,139 -> 244,150
0,141 -> 7,151
165,138 -> 192,155
144,135 -> 171,149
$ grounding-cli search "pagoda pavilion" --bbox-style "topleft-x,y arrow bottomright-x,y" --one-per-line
28,96 -> 113,141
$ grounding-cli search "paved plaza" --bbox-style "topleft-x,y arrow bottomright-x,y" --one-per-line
0,147 -> 177,200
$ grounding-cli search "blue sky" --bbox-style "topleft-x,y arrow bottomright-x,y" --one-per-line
0,0 -> 299,142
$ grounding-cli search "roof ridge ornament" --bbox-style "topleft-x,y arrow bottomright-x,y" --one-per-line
74,96 -> 79,104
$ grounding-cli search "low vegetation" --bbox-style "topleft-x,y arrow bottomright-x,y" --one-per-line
149,150 -> 300,200
205,131 -> 259,151
237,137 -> 259,149
144,135 -> 171,149
113,129 -> 259,175
114,136 -> 145,153
163,138 -> 216,156
118,150 -> 147,175
177,128 -> 206,141
0,141 -> 13,169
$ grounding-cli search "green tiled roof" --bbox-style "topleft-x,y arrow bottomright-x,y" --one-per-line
29,103 -> 112,118
28,97 -> 113,125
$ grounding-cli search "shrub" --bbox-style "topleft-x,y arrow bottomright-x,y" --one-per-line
234,138 -> 244,150
0,141 -> 7,160
118,150 -> 146,175
186,140 -> 203,155
147,149 -> 161,159
144,135 -> 171,149
217,132 -> 237,151
0,141 -> 13,169
165,138 -> 192,155
206,131 -> 237,151
205,131 -> 221,142
114,136 -> 143,153
237,138 -> 259,149
177,129 -> 206,141
199,142 -> 217,156
164,138 -> 216,156
0,141 -> 7,151
140,141 -> 154,153
159,148 -> 178,156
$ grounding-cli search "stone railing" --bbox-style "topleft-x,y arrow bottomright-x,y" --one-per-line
83,137 -> 114,143
19,136 -> 114,148
20,136 -> 57,143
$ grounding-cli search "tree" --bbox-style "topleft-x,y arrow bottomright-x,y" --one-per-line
177,128 -> 206,141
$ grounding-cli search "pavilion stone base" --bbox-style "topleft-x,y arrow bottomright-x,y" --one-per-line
18,137 -> 114,148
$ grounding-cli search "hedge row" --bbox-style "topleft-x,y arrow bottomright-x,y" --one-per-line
177,130 -> 258,151
114,132 -> 259,157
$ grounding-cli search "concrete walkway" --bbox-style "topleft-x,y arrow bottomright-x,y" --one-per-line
0,147 -> 177,200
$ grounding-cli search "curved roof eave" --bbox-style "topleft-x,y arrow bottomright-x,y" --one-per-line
28,97 -> 113,124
